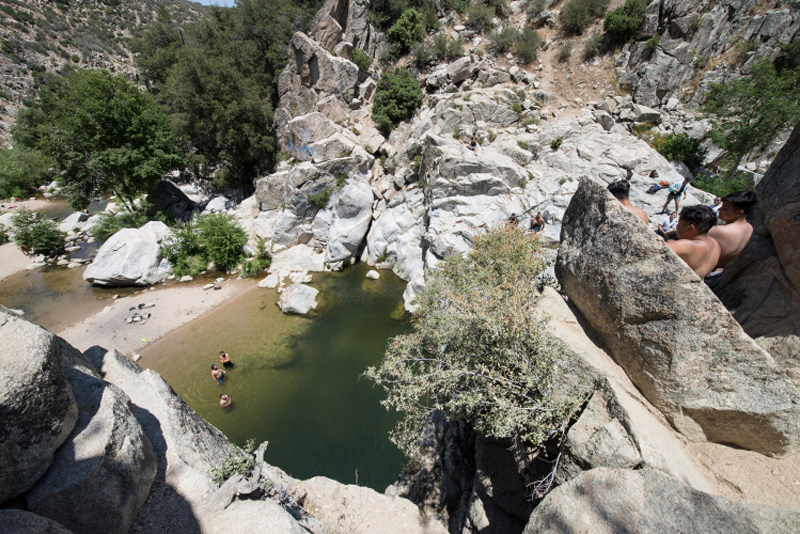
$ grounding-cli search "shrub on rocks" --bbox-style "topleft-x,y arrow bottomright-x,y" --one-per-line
387,9 -> 425,56
603,0 -> 647,46
162,213 -> 247,276
351,48 -> 372,73
561,0 -> 610,35
372,67 -> 423,136
515,26 -> 543,64
10,208 -> 65,255
366,226 -> 578,456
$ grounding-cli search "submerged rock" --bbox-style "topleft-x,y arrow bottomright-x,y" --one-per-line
278,283 -> 319,315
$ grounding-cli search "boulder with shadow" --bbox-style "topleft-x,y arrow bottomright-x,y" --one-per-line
83,221 -> 173,286
0,509 -> 75,534
0,307 -> 78,504
26,342 -> 156,534
555,177 -> 800,457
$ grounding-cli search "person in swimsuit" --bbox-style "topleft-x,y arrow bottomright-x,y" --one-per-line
530,212 -> 546,234
220,394 -> 232,409
211,365 -> 225,385
219,351 -> 235,369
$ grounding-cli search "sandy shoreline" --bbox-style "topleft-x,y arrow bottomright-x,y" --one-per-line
58,277 -> 259,356
0,242 -> 31,283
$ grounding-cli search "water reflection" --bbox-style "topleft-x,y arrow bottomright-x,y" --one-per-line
142,264 -> 410,490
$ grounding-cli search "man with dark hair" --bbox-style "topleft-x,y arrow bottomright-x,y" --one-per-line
607,180 -> 649,224
707,190 -> 757,270
661,176 -> 692,214
667,205 -> 721,278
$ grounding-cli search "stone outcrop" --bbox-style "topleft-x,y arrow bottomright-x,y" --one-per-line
715,121 -> 800,386
290,476 -> 448,534
278,283 -> 320,315
0,510 -> 76,534
524,468 -> 800,534
26,344 -> 157,534
0,307 -> 78,504
145,180 -> 196,221
83,221 -> 173,286
556,178 -> 800,456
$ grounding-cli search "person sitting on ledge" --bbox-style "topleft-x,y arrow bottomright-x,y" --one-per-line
655,211 -> 678,239
507,213 -> 518,226
667,205 -> 721,279
707,190 -> 756,270
607,180 -> 649,225
220,394 -> 232,409
219,351 -> 235,369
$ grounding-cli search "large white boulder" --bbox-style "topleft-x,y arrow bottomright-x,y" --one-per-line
278,283 -> 320,315
326,180 -> 373,265
83,221 -> 173,286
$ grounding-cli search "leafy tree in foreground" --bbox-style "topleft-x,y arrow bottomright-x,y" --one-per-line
387,9 -> 425,56
10,208 -> 65,255
372,67 -> 423,136
0,145 -> 54,199
162,213 -> 247,276
603,0 -> 647,46
702,54 -> 800,179
13,69 -> 182,211
365,226 -> 577,457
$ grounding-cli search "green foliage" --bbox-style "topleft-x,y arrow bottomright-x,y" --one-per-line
692,171 -> 754,199
241,237 -> 272,277
211,439 -> 256,485
369,0 -> 441,32
655,134 -> 707,171
515,26 -> 542,64
702,56 -> 800,178
351,48 -> 373,72
490,26 -> 520,54
0,146 -> 54,199
561,0 -> 609,35
129,6 -> 183,91
372,67 -> 423,136
517,140 -> 530,150
527,0 -> 547,18
511,103 -> 524,114
365,226 -> 577,456
583,32 -> 604,60
774,38 -> 800,76
90,203 -> 166,242
466,3 -> 495,33
307,186 -> 333,209
550,137 -> 563,150
558,41 -> 574,62
387,9 -> 425,56
163,213 -> 247,276
10,208 -> 65,255
603,0 -> 646,46
0,226 -> 8,245
13,69 -> 182,211
518,176 -> 527,188
432,33 -> 464,61
646,33 -> 660,51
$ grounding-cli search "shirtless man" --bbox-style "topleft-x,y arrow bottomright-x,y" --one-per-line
220,394 -> 232,409
211,365 -> 225,385
607,180 -> 649,224
707,191 -> 756,269
530,212 -> 546,234
667,205 -> 721,278
219,351 -> 234,369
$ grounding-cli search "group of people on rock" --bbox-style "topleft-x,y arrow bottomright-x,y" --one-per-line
211,350 -> 235,409
607,177 -> 757,286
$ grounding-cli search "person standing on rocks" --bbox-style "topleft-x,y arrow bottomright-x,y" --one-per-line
530,212 -> 546,234
661,177 -> 692,214
219,351 -> 235,369
607,180 -> 649,225
667,205 -> 721,278
211,365 -> 225,385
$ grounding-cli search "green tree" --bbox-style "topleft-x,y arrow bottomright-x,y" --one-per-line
162,213 -> 247,275
365,226 -> 577,456
561,0 -> 609,35
10,208 -> 65,255
130,5 -> 185,92
703,56 -> 800,178
13,69 -> 182,211
0,146 -> 54,199
656,133 -> 707,171
603,0 -> 646,46
387,9 -> 425,56
372,67 -> 423,135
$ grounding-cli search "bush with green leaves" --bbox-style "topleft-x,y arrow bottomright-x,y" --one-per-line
241,237 -> 272,277
365,226 -> 577,456
162,213 -> 247,276
0,146 -> 54,199
0,226 -> 9,245
603,0 -> 646,46
515,26 -> 543,64
372,67 -> 423,136
466,2 -> 495,33
561,0 -> 609,35
692,171 -> 754,198
432,33 -> 464,61
10,208 -> 65,255
387,9 -> 425,56
490,25 -> 520,53
90,202 -> 167,242
558,41 -> 574,62
307,186 -> 333,209
351,48 -> 372,72
583,32 -> 605,60
211,439 -> 256,485
655,134 -> 707,171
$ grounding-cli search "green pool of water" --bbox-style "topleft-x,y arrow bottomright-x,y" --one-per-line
141,263 -> 410,491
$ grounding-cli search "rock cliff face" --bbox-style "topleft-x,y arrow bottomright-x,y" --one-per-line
617,0 -> 800,108
715,121 -> 800,386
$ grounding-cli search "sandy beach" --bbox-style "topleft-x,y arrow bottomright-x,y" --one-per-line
0,242 -> 31,283
58,277 -> 258,356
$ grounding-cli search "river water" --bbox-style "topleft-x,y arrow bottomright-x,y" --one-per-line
140,263 -> 409,490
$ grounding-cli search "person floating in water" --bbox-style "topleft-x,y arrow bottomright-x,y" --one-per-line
211,364 -> 225,385
219,351 -> 235,369
220,394 -> 232,409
